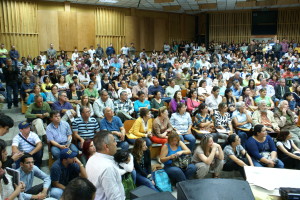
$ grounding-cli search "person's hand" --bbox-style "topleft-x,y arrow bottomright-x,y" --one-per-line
38,191 -> 47,199
74,157 -> 83,166
162,132 -> 168,138
212,143 -> 219,151
169,154 -> 177,159
71,110 -> 77,116
176,151 -> 183,157
275,128 -> 280,132
267,160 -> 275,168
187,129 -> 192,134
43,112 -> 50,117
282,108 -> 287,115
151,180 -> 155,186
120,133 -> 125,141
12,152 -> 24,161
59,144 -> 68,149
228,130 -> 233,135
14,182 -> 26,194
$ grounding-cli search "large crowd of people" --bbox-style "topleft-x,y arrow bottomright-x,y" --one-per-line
0,38 -> 300,199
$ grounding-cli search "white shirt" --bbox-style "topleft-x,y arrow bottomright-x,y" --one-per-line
71,52 -> 79,61
118,88 -> 132,98
205,95 -> 222,111
88,49 -> 96,58
165,85 -> 180,98
12,131 -> 41,153
120,47 -> 129,55
86,153 -> 125,200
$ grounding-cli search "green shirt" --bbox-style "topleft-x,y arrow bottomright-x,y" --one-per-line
25,102 -> 51,119
0,48 -> 8,58
255,96 -> 272,107
84,88 -> 99,99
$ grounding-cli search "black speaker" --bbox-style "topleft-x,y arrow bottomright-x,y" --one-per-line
177,178 -> 255,200
130,186 -> 158,200
134,192 -> 176,200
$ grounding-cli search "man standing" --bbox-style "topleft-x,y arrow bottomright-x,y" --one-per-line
114,91 -> 134,122
25,95 -> 51,139
106,43 -> 115,59
46,111 -> 79,160
0,114 -> 14,136
18,153 -> 51,200
93,90 -> 114,123
9,45 -> 19,67
3,59 -> 19,109
129,43 -> 136,59
0,43 -> 8,65
12,121 -> 43,168
47,43 -> 57,60
120,44 -> 129,56
50,148 -> 87,199
100,107 -> 129,150
72,106 -> 100,149
95,44 -> 104,59
88,45 -> 96,59
86,131 -> 125,200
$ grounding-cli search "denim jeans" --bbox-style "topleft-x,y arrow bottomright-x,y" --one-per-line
117,140 -> 129,150
179,134 -> 196,151
252,158 -> 284,168
136,172 -> 159,192
51,143 -> 79,160
164,164 -> 196,184
237,130 -> 248,148
50,187 -> 63,199
127,137 -> 152,147
6,83 -> 18,107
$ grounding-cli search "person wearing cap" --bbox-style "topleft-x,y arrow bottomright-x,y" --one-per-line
0,114 -> 14,136
50,148 -> 87,199
17,153 -> 51,200
12,121 -> 43,168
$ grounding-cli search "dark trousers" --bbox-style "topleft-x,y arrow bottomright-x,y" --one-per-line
6,83 -> 18,107
223,157 -> 250,179
26,183 -> 44,195
281,156 -> 300,170
15,149 -> 43,169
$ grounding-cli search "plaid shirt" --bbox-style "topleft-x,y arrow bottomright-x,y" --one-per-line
114,99 -> 134,114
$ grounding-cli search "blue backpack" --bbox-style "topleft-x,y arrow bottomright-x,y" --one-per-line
153,169 -> 172,192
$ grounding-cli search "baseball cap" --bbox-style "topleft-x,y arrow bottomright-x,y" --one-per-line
18,121 -> 31,129
60,148 -> 77,159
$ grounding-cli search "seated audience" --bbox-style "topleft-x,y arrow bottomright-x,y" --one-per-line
52,91 -> 77,121
276,131 -> 300,170
17,153 -> 51,200
132,78 -> 148,99
192,134 -> 224,179
84,81 -> 99,103
151,106 -> 173,145
113,91 -> 134,122
186,89 -> 201,114
27,85 -> 46,105
165,80 -> 180,98
93,90 -> 114,123
222,88 -> 236,114
134,91 -> 151,115
205,86 -> 222,113
46,85 -> 59,106
50,148 -> 87,199
100,107 -> 129,150
67,83 -> 82,107
132,139 -> 158,191
223,134 -> 253,179
255,88 -> 274,109
239,86 -> 256,111
81,139 -> 96,166
169,90 -> 185,114
246,124 -> 284,168
127,108 -> 153,147
46,111 -> 79,160
118,80 -> 132,98
150,91 -> 165,118
197,80 -> 212,101
76,95 -> 94,118
12,121 -> 43,168
170,103 -> 196,151
214,103 -> 234,138
274,100 -> 300,147
160,132 -> 196,184
20,76 -> 35,101
275,78 -> 291,101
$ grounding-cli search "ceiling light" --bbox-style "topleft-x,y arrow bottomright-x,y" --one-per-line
99,0 -> 118,3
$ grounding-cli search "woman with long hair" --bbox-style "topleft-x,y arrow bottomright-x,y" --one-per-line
186,89 -> 201,115
246,124 -> 284,168
81,139 -> 96,166
101,74 -> 111,91
248,79 -> 257,97
84,81 -> 99,103
56,75 -> 69,92
169,90 -> 185,113
41,76 -> 53,93
223,134 -> 253,178
150,91 -> 165,118
192,134 -> 224,179
239,87 -> 256,111
67,83 -> 82,107
222,88 -> 236,114
132,138 -> 158,191
160,132 -> 196,184
76,95 -> 94,118
27,85 -> 47,105
78,68 -> 90,86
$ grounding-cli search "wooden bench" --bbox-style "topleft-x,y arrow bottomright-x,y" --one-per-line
21,100 -> 28,114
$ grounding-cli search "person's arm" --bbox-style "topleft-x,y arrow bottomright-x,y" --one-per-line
29,141 -> 42,155
74,157 -> 87,178
198,144 -> 217,165
33,166 -> 51,198
160,144 -> 176,163
130,120 -> 147,137
52,181 -> 65,190
72,121 -> 85,147
277,143 -> 300,160
93,101 -> 103,118
228,151 -> 249,167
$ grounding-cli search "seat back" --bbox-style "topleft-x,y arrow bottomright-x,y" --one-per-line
124,120 -> 136,133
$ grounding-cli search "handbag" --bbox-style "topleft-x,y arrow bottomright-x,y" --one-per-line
171,154 -> 192,169
260,151 -> 278,164
122,172 -> 136,200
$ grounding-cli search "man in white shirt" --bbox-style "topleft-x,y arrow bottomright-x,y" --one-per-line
120,44 -> 129,56
165,80 -> 180,98
88,46 -> 96,59
86,131 -> 125,200
71,49 -> 79,61
256,78 -> 275,97
118,80 -> 132,98
197,71 -> 213,87
205,86 -> 222,113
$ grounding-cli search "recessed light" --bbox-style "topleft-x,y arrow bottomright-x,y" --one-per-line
99,0 -> 118,3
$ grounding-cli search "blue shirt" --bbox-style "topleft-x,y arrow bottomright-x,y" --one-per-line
18,165 -> 51,200
230,86 -> 242,99
100,116 -> 123,132
72,117 -> 100,139
50,159 -> 80,186
134,100 -> 151,112
165,143 -> 182,165
232,110 -> 252,130
246,135 -> 277,161
46,121 -> 72,144
111,62 -> 121,72
52,101 -> 73,116
148,85 -> 165,96
170,112 -> 192,134
27,93 -> 47,105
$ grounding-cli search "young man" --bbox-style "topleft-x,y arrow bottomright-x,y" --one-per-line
12,121 -> 43,168
50,148 -> 87,199
61,177 -> 96,200
0,114 -> 14,136
17,153 -> 51,200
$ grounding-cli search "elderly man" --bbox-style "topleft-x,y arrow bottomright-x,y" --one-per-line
72,106 -> 100,149
132,78 -> 148,99
100,107 -> 129,150
12,121 -> 43,168
232,102 -> 253,147
230,80 -> 243,100
93,90 -> 114,123
46,111 -> 79,160
275,79 -> 291,100
86,131 -> 125,200
113,91 -> 134,122
25,95 -> 51,140
274,100 -> 300,147
52,91 -> 77,122
148,78 -> 166,99
252,100 -> 280,132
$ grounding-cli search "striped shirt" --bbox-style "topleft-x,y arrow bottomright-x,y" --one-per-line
12,131 -> 41,153
72,117 -> 100,139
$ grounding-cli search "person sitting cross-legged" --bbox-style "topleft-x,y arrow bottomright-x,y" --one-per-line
46,110 -> 79,160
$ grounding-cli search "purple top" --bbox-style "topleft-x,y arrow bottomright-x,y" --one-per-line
169,99 -> 185,113
52,101 -> 73,116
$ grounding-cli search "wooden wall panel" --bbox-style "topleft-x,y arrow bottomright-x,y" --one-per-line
77,11 -> 95,50
37,10 -> 59,52
209,12 -> 251,43
0,0 -> 38,57
139,17 -> 154,51
154,18 -> 168,51
124,16 -> 140,50
277,9 -> 300,42
58,11 -> 78,51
